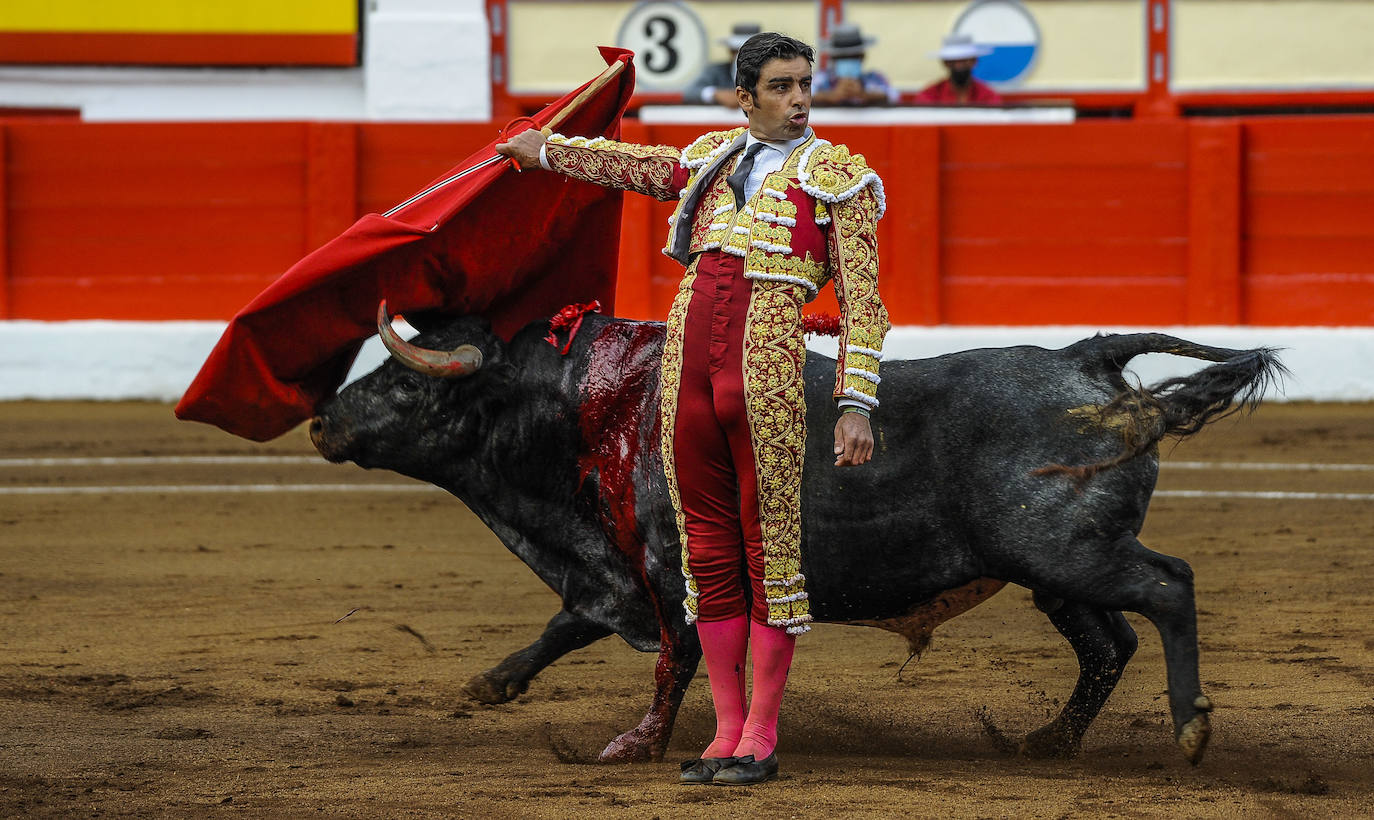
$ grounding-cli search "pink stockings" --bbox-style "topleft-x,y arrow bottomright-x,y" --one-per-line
697,616 -> 797,760
697,616 -> 748,758
736,622 -> 796,759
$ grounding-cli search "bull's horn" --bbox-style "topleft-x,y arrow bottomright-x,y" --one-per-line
376,300 -> 483,378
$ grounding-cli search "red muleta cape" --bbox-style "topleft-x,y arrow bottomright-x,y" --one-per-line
176,48 -> 636,441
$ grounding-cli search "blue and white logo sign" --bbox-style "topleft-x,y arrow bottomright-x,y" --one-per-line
953,0 -> 1041,85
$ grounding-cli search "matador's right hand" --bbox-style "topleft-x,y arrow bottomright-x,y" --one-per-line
495,129 -> 547,171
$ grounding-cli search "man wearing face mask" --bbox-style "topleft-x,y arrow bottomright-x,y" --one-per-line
916,33 -> 1004,105
811,23 -> 897,107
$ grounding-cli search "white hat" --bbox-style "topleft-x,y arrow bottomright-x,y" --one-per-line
934,33 -> 993,61
821,23 -> 877,58
720,23 -> 762,51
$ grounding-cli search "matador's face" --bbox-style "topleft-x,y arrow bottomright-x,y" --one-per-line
740,56 -> 812,142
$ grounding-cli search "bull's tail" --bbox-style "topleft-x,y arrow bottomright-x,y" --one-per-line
1034,334 -> 1287,482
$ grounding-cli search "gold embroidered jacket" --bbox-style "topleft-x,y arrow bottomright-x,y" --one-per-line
546,127 -> 890,408
544,128 -> 890,633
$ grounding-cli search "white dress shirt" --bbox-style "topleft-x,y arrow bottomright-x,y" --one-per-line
737,130 -> 810,203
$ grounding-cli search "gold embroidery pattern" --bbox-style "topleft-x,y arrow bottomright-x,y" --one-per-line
800,141 -> 888,220
668,129 -> 747,255
681,127 -> 746,168
844,351 -> 882,375
751,222 -> 792,247
721,215 -> 751,256
755,179 -> 799,220
689,173 -> 738,253
545,139 -> 681,202
738,164 -> 817,295
828,185 -> 890,404
659,262 -> 700,620
744,249 -> 825,296
743,280 -> 812,632
719,151 -> 758,257
814,200 -> 831,224
807,145 -> 862,190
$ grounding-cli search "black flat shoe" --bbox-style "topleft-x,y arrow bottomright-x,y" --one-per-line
712,752 -> 778,785
679,756 -> 736,785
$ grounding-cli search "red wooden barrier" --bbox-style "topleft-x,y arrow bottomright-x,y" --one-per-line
939,121 -> 1190,325
0,124 -> 8,319
0,116 -> 1370,326
1243,117 -> 1374,325
305,123 -> 358,253
1186,120 -> 1242,323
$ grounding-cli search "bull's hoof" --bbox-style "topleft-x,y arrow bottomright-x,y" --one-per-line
1020,722 -> 1082,759
462,671 -> 528,705
1176,704 -> 1212,766
597,727 -> 665,764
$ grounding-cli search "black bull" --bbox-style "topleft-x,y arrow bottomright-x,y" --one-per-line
309,310 -> 1282,766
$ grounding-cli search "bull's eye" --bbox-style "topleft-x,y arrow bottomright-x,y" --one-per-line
392,376 -> 424,406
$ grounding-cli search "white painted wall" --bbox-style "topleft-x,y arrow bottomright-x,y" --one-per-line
365,0 -> 491,120
1,322 -> 1368,404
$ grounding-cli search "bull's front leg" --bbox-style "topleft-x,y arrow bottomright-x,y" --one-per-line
464,608 -> 613,704
599,626 -> 701,763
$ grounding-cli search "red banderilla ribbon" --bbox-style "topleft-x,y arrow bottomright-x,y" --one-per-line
802,313 -> 842,337
546,300 -> 602,354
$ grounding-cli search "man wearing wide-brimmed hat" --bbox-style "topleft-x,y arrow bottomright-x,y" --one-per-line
812,23 -> 897,106
682,22 -> 760,106
916,33 -> 1004,105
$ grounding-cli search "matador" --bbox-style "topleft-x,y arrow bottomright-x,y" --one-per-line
498,32 -> 890,785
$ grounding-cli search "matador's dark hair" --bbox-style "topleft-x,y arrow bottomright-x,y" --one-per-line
734,33 -> 814,97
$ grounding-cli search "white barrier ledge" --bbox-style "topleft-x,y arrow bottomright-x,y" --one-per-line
639,104 -> 1076,126
0,322 -> 1370,403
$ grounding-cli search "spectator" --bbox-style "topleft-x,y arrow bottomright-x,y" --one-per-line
812,23 -> 897,106
682,22 -> 760,106
916,34 -> 1003,105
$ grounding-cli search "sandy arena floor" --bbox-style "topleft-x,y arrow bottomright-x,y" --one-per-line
0,400 -> 1371,817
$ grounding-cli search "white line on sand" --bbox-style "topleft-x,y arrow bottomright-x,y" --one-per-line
1163,461 -> 1374,472
0,484 -> 439,495
1154,490 -> 1374,501
0,456 -> 320,467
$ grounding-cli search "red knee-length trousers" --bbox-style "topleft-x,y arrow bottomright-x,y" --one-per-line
673,250 -> 769,624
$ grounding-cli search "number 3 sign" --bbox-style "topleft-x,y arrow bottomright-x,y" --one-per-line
616,1 -> 708,90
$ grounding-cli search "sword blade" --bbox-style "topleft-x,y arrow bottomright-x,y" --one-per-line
382,154 -> 508,219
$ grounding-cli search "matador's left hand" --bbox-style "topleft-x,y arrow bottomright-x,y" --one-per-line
834,412 -> 874,467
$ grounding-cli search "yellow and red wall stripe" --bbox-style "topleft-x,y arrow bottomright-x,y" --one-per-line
0,1 -> 358,66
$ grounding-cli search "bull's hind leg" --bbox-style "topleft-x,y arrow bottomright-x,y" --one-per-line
1028,534 -> 1213,764
1022,596 -> 1137,758
464,608 -> 612,704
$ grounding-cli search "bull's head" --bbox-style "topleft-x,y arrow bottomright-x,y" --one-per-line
308,302 -> 508,475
